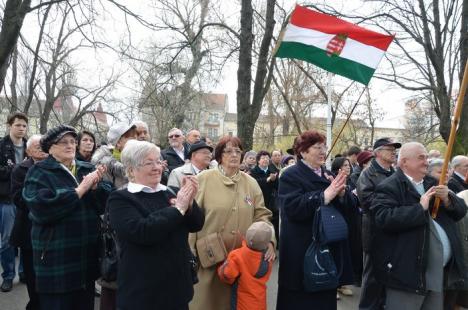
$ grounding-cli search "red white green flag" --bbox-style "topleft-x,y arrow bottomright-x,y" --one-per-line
275,5 -> 394,85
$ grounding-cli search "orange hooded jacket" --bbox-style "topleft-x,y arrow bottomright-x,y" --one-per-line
217,240 -> 272,310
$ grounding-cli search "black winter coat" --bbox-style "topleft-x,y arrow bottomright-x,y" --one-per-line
448,173 -> 468,194
250,165 -> 278,211
371,169 -> 467,294
0,135 -> 27,202
108,188 -> 204,310
161,145 -> 189,172
277,159 -> 357,291
9,158 -> 34,248
356,158 -> 395,251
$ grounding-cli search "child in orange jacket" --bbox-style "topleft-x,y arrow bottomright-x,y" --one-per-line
217,221 -> 273,310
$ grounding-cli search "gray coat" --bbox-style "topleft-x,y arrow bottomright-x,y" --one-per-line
91,145 -> 127,189
167,163 -> 202,188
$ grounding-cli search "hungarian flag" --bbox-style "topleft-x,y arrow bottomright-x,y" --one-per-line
275,5 -> 393,85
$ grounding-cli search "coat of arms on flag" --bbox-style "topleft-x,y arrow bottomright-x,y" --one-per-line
275,5 -> 394,85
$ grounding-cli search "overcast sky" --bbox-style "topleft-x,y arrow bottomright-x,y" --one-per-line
16,0 -> 414,129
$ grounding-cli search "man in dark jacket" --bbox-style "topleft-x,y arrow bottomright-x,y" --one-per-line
0,112 -> 28,292
161,128 -> 189,173
10,134 -> 47,309
356,137 -> 401,310
448,155 -> 468,193
371,142 -> 466,310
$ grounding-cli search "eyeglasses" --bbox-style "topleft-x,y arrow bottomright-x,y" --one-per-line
139,160 -> 163,168
168,134 -> 181,139
311,145 -> 327,151
194,150 -> 212,155
223,148 -> 242,155
56,139 -> 77,146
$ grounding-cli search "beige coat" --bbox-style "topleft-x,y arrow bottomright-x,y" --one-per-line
189,168 -> 274,310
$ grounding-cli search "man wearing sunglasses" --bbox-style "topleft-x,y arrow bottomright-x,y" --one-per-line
161,128 -> 190,173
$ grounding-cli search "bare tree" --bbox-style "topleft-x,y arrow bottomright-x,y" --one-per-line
133,0 -> 229,143
402,96 -> 441,145
313,0 -> 465,153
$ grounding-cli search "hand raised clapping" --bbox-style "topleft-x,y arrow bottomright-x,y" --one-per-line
174,176 -> 199,214
75,165 -> 106,198
323,170 -> 347,205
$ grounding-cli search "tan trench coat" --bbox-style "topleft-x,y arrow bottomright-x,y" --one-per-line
189,168 -> 274,310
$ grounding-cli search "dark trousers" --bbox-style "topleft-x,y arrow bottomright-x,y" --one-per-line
359,252 -> 385,310
276,286 -> 337,310
22,248 -> 40,310
39,283 -> 94,310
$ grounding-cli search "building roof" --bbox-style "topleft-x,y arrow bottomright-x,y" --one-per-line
225,112 -> 237,122
200,93 -> 227,110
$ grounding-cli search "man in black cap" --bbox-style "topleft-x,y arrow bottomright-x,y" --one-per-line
356,137 -> 401,310
167,141 -> 213,188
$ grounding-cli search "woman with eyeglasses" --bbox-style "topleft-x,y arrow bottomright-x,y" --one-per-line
189,136 -> 276,310
108,140 -> 204,310
276,130 -> 357,310
23,125 -> 111,310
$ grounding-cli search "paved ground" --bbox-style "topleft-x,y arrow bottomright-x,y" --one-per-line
1,259 -> 360,309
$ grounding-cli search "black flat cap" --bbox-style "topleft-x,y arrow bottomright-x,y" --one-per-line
40,125 -> 77,153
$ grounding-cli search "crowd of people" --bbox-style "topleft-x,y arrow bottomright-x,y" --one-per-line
0,110 -> 468,310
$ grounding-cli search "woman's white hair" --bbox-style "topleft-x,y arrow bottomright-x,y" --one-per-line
121,140 -> 160,178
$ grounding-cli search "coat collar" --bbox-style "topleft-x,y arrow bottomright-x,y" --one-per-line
296,159 -> 330,185
215,165 -> 242,186
37,155 -> 93,171
370,158 -> 394,176
394,168 -> 438,199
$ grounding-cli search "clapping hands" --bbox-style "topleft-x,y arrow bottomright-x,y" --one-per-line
76,165 -> 106,198
323,170 -> 347,205
175,176 -> 199,214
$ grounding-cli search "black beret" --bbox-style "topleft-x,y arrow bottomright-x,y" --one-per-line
40,125 -> 77,153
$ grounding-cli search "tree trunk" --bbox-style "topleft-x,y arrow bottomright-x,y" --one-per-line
0,0 -> 31,91
9,46 -> 17,112
236,0 -> 254,149
236,0 -> 275,151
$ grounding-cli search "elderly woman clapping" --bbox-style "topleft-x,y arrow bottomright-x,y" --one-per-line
108,140 -> 204,310
23,125 -> 110,310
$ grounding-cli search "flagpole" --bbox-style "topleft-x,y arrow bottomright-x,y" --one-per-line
326,86 -> 367,160
431,59 -> 468,219
326,72 -> 333,169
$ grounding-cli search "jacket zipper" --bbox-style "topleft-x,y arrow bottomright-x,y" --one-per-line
419,223 -> 427,291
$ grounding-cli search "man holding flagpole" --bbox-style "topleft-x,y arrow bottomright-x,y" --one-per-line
370,142 -> 466,309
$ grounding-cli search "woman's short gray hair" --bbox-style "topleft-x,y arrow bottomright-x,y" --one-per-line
428,158 -> 444,174
121,140 -> 160,176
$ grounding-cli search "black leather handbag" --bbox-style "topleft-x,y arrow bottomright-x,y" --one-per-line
303,206 -> 343,292
99,208 -> 120,282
